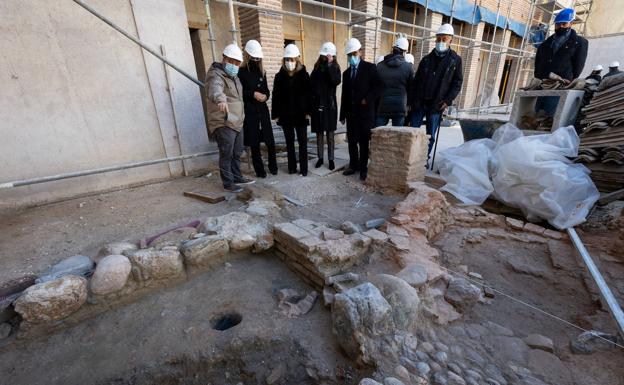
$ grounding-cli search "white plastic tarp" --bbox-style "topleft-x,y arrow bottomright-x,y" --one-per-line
436,124 -> 600,229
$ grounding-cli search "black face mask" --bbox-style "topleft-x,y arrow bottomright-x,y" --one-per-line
555,27 -> 570,36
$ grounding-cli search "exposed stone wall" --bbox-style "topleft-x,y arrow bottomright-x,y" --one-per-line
352,0 -> 383,63
366,127 -> 429,193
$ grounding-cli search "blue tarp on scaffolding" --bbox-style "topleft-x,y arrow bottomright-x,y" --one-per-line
404,0 -> 528,37
478,6 -> 507,29
406,0 -> 480,25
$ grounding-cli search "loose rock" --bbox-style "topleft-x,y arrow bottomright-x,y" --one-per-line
444,277 -> 481,313
524,334 -> 554,353
96,242 -> 138,262
396,264 -> 428,288
370,274 -> 420,330
359,379 -> 383,385
14,275 -> 87,323
383,377 -> 405,385
341,221 -> 362,234
0,323 -> 11,339
90,255 -> 132,295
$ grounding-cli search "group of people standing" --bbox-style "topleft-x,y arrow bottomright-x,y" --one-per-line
205,23 -> 464,192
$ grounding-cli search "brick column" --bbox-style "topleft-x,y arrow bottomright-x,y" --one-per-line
238,0 -> 283,92
413,11 -> 443,64
481,29 -> 512,106
352,0 -> 382,63
458,22 -> 485,109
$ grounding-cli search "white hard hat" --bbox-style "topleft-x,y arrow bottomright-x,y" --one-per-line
394,36 -> 409,51
405,53 -> 415,64
223,43 -> 243,62
593,64 -> 603,71
610,61 -> 620,68
284,44 -> 301,58
375,55 -> 384,65
344,38 -> 362,54
436,23 -> 455,36
244,40 -> 264,58
319,42 -> 337,56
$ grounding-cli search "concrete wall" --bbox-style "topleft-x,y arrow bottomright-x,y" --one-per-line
581,35 -> 624,78
0,0 -> 208,208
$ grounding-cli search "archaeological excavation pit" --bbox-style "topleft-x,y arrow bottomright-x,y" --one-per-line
0,172 -> 622,385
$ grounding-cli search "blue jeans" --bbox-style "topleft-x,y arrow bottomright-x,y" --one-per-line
376,115 -> 405,127
534,96 -> 559,116
410,106 -> 442,156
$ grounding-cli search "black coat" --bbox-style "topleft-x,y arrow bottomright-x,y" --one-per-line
271,65 -> 312,127
409,49 -> 463,110
238,63 -> 272,146
535,29 -> 588,81
310,62 -> 341,133
339,60 -> 383,132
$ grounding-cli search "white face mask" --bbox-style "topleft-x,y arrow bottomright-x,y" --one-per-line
435,42 -> 448,53
285,61 -> 296,71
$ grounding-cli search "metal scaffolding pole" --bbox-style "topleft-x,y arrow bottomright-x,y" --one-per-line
72,0 -> 204,87
419,0 -> 430,59
227,0 -> 238,43
490,0 -> 514,105
477,0 -> 502,113
298,0 -> 306,63
0,151 -> 218,190
204,0 -> 218,63
508,0 -> 537,109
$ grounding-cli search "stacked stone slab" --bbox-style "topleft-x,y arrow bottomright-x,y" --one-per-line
366,127 -> 429,192
273,219 -> 372,291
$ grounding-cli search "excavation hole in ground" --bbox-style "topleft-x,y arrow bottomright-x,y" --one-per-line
210,312 -> 242,331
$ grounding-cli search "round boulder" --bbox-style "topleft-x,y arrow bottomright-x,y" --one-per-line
14,275 -> 87,323
90,255 -> 132,295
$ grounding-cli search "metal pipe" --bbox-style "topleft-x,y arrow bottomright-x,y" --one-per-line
0,151 -> 218,189
227,0 -> 238,43
333,0 -> 337,43
477,0 -> 502,113
420,0 -> 430,59
568,228 -> 624,338
508,0 -> 537,108
410,4 -> 417,53
373,0 -> 381,59
72,0 -> 204,87
450,0 -> 455,24
393,0 -> 399,33
204,0 -> 218,62
298,0 -> 306,63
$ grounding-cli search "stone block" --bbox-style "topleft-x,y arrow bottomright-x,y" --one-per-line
14,275 -> 87,323
180,235 -> 230,267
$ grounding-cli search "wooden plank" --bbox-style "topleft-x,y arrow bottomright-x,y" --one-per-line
183,191 -> 225,204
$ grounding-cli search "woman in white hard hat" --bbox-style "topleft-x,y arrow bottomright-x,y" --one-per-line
206,44 -> 255,192
272,44 -> 312,176
310,42 -> 341,171
238,40 -> 278,178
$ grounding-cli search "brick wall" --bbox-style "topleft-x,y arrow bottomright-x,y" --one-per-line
458,22 -> 486,108
352,0 -> 382,62
238,0 -> 283,93
412,12 -> 443,64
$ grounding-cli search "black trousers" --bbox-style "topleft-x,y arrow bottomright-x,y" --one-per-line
346,118 -> 370,172
249,127 -> 277,177
316,130 -> 335,161
282,125 -> 308,174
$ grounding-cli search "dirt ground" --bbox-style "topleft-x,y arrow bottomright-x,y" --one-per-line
1,159 -> 624,385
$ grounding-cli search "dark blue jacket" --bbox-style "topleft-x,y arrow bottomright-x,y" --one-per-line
376,53 -> 414,117
409,49 -> 463,110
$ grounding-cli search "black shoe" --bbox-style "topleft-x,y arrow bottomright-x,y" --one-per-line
235,177 -> 255,185
288,169 -> 298,175
360,171 -> 367,181
269,168 -> 278,175
315,159 -> 323,168
256,172 -> 267,178
328,160 -> 335,170
343,168 -> 357,176
301,170 -> 308,177
224,185 -> 243,193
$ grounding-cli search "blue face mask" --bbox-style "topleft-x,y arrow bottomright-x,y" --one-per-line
435,42 -> 448,53
224,62 -> 239,77
348,55 -> 360,67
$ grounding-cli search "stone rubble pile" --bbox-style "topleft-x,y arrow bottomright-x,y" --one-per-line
366,127 -> 430,192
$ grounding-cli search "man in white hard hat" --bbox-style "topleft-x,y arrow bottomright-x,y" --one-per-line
339,37 -> 383,181
408,23 -> 463,162
206,43 -> 254,193
376,36 -> 414,127
585,64 -> 603,82
604,61 -> 623,79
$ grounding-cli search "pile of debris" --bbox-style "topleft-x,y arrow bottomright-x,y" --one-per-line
576,73 -> 624,191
